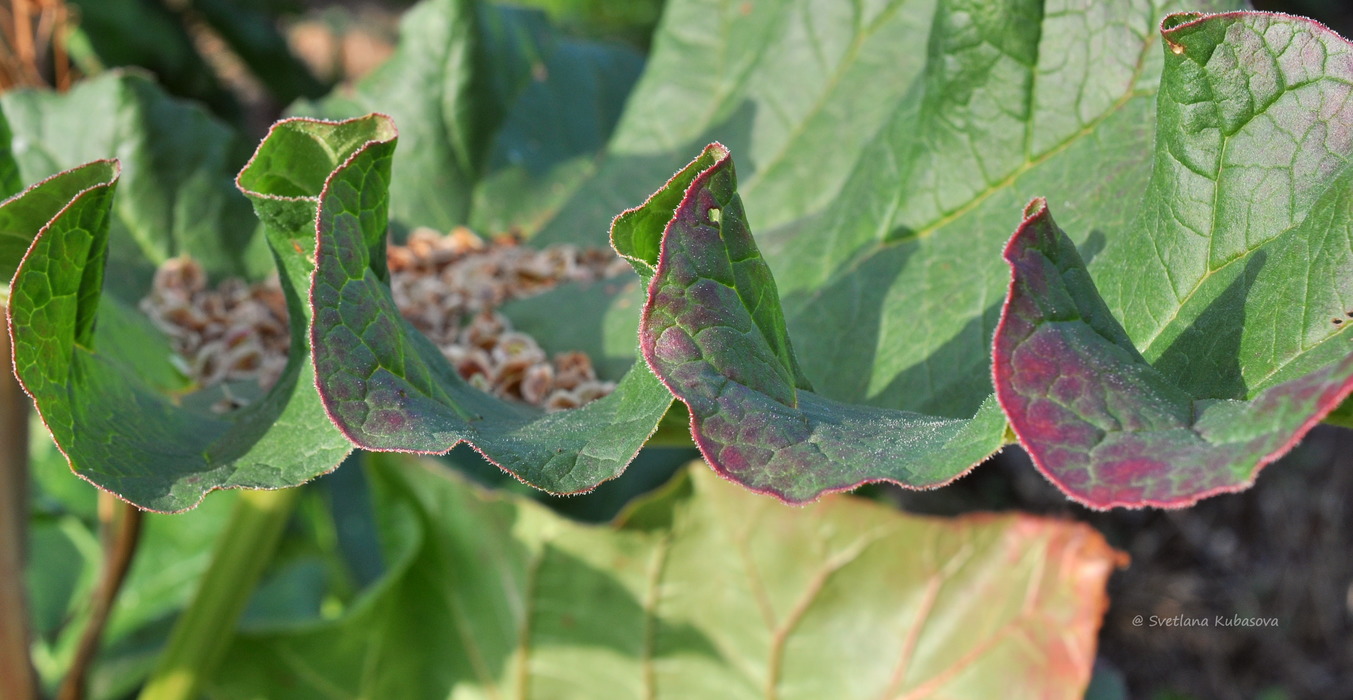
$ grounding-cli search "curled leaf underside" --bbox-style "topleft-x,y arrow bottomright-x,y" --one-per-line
629,144 -> 1005,503
3,117 -> 359,511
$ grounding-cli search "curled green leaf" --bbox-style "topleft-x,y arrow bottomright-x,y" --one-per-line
3,113 -> 370,511
307,115 -> 673,494
633,144 -> 1005,503
994,11 -> 1353,507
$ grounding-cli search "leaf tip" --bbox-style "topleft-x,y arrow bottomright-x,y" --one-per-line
1021,196 -> 1048,221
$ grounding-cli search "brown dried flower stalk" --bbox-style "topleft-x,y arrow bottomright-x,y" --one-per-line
140,226 -> 632,413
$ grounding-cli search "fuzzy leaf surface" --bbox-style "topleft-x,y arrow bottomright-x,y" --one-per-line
308,117 -> 672,493
210,457 -> 1121,699
994,12 -> 1353,507
2,115 -> 376,511
634,144 -> 1004,502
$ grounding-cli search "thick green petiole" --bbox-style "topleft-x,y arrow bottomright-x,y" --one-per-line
137,486 -> 300,700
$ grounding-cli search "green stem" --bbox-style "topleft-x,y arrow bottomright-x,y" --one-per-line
0,319 -> 39,700
138,487 -> 300,700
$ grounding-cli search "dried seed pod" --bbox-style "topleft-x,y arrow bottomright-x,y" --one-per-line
157,303 -> 210,336
463,311 -> 506,349
224,342 -> 264,375
495,361 -> 530,400
446,226 -> 484,255
153,256 -> 206,294
574,380 -> 614,405
191,339 -> 228,387
553,351 -> 598,389
466,371 -> 493,393
450,346 -> 495,385
492,331 -> 545,365
544,388 -> 582,412
520,364 -> 554,406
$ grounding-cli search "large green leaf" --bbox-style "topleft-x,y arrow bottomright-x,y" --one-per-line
209,456 -> 1122,699
293,0 -> 644,235
526,0 -> 1260,500
526,0 -> 1352,505
307,114 -> 672,493
2,112 -> 373,511
993,13 -> 1353,507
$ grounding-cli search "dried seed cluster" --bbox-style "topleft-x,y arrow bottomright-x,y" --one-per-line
387,226 -> 631,411
141,226 -> 631,413
140,258 -> 291,393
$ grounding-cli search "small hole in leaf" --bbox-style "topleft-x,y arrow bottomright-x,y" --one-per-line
1336,318 -> 1345,325
1346,310 -> 1353,318
709,207 -> 721,225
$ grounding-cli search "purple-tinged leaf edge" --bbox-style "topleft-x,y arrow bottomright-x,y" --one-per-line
994,198 -> 1353,509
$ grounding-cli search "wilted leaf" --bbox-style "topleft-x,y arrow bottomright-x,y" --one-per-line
209,456 -> 1123,699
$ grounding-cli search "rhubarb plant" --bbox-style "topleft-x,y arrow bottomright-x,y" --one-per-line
2,0 -> 1353,694
296,0 -> 1350,509
6,0 -> 1349,511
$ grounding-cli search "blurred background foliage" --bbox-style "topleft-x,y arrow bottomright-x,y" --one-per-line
0,0 -> 665,134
